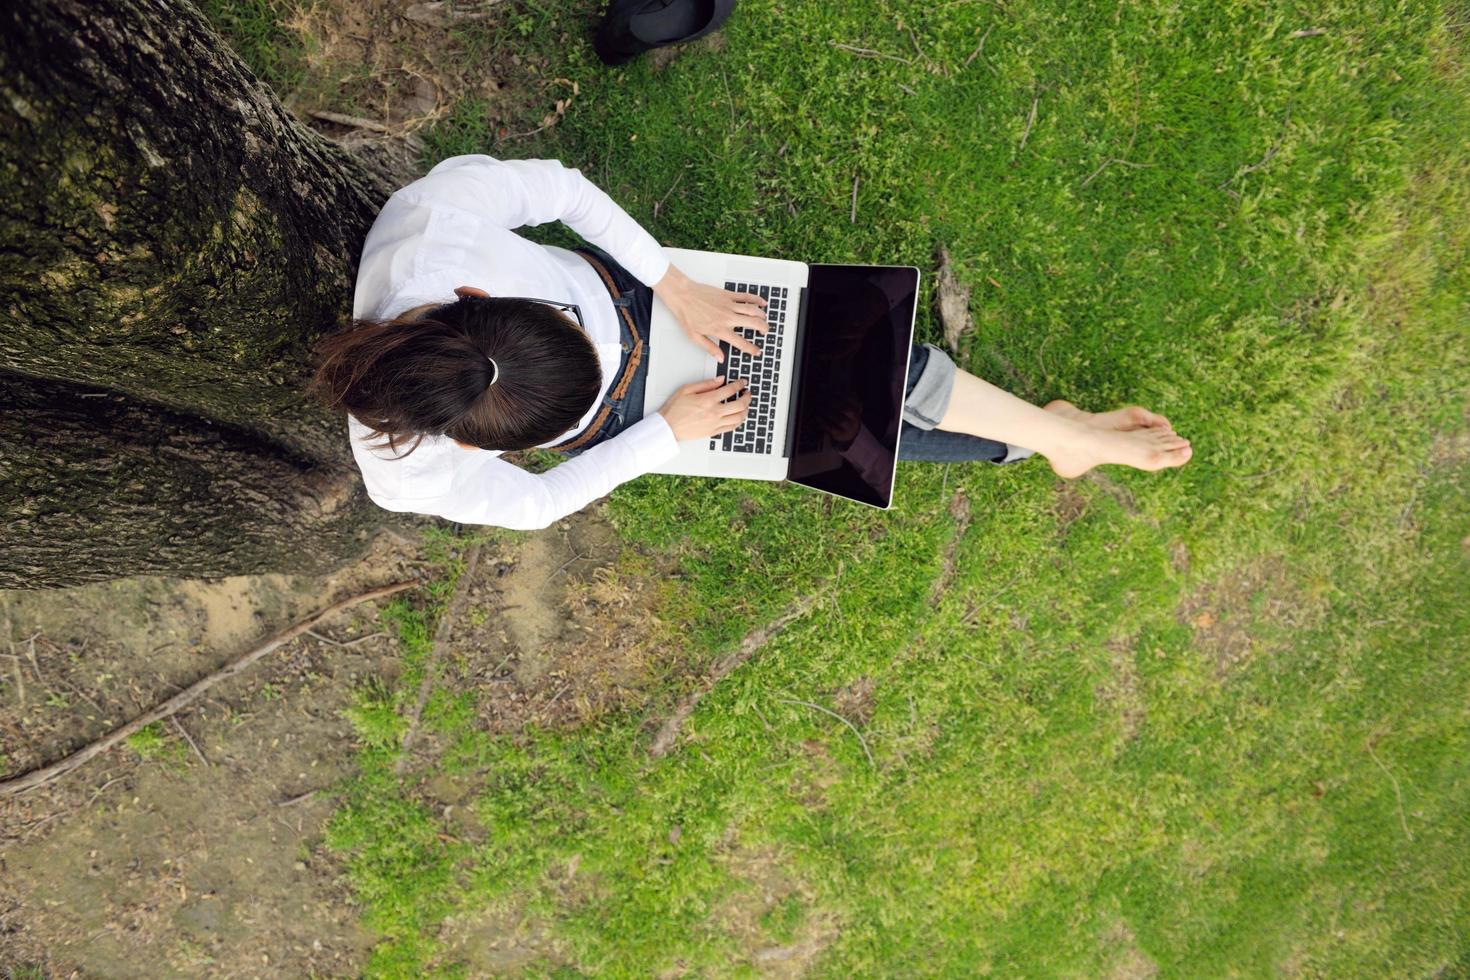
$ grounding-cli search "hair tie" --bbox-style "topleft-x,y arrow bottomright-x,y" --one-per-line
485,355 -> 500,387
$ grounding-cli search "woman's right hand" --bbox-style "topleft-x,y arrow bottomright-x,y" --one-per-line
657,377 -> 751,442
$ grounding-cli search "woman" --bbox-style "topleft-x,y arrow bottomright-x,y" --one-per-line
314,155 -> 1191,530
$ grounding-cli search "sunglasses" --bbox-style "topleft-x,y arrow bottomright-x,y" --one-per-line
493,295 -> 585,333
451,295 -> 584,332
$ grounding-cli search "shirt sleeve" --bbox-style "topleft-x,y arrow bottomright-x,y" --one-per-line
414,155 -> 671,288
374,414 -> 680,530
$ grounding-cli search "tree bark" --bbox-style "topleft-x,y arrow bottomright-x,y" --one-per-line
0,0 -> 401,588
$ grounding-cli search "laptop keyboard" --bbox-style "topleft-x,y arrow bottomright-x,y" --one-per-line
711,282 -> 790,454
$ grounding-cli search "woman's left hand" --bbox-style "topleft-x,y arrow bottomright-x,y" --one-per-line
653,265 -> 769,363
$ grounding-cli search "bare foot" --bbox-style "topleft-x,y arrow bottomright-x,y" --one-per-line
1045,420 -> 1192,479
1044,399 -> 1172,433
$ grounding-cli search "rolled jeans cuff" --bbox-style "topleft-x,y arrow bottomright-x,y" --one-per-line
1001,443 -> 1035,463
903,343 -> 956,431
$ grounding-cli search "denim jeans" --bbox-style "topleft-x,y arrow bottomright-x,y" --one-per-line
561,245 -> 652,457
893,344 -> 1013,463
566,247 -> 1023,465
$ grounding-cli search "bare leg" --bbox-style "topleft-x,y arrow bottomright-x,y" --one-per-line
937,371 -> 1192,478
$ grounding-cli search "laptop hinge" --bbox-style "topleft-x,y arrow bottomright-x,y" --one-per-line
782,285 -> 811,458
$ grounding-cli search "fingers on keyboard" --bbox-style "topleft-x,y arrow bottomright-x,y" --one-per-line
713,280 -> 790,454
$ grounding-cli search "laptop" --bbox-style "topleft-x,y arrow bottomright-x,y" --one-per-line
641,247 -> 919,509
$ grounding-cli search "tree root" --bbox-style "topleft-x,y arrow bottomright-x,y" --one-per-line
0,580 -> 417,798
395,544 -> 483,776
648,587 -> 830,758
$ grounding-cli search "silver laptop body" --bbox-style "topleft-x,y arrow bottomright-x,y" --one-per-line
642,246 -> 809,480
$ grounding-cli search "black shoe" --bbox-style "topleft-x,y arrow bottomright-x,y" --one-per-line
593,0 -> 737,66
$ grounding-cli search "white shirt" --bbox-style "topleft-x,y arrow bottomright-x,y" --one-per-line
348,155 -> 681,530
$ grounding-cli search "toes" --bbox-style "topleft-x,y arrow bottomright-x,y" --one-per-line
1128,406 -> 1172,430
1149,430 -> 1189,449
1141,444 -> 1192,471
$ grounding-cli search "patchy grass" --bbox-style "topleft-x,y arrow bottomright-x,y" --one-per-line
203,0 -> 1470,975
123,720 -> 189,768
123,721 -> 169,759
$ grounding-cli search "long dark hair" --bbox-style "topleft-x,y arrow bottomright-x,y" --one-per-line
311,296 -> 602,456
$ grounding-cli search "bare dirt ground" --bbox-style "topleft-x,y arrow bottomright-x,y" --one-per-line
396,509 -> 674,811
0,505 -> 680,979
0,532 -> 420,978
1177,555 -> 1328,678
280,0 -> 597,185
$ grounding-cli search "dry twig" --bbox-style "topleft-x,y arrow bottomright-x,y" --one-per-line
276,789 -> 320,808
721,69 -> 738,131
304,629 -> 385,648
965,23 -> 995,67
653,170 -> 686,219
1219,104 -> 1293,193
906,26 -> 942,74
23,631 -> 41,678
1018,91 -> 1040,151
3,615 -> 23,707
86,774 -> 128,807
3,652 -> 24,707
0,580 -> 416,798
170,716 -> 211,768
850,174 -> 860,223
396,546 -> 483,775
777,698 -> 875,769
1366,733 -> 1414,841
308,110 -> 392,133
1080,116 -> 1146,189
829,41 -> 914,65
501,120 -> 556,141
540,551 -> 588,592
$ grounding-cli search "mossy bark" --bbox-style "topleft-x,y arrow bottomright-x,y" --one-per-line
0,0 -> 401,588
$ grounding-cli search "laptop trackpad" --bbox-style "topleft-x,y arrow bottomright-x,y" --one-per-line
643,295 -> 717,417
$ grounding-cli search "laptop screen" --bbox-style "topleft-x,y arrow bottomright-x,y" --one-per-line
786,264 -> 919,509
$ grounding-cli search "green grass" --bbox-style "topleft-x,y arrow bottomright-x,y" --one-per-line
125,720 -> 190,767
196,0 -> 306,93
207,0 -> 1470,974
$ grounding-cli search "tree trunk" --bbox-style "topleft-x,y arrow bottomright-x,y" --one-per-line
0,0 -> 401,588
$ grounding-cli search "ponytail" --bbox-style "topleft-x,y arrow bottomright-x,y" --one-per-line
310,297 -> 602,455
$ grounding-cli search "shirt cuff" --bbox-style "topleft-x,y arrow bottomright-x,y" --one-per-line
618,412 -> 680,466
625,245 -> 671,290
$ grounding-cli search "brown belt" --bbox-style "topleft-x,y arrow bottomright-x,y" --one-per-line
551,250 -> 645,453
